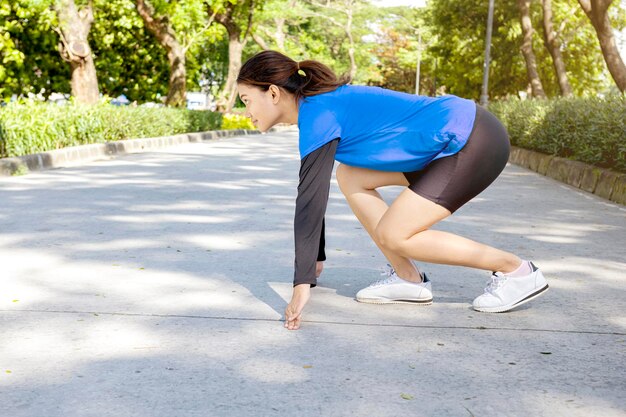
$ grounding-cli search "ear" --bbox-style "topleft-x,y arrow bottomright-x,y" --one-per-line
268,85 -> 281,104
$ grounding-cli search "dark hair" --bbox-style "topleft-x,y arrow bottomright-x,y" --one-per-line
237,50 -> 349,102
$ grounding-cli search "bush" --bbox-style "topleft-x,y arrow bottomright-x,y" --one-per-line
0,101 -> 223,158
222,113 -> 255,130
489,94 -> 626,172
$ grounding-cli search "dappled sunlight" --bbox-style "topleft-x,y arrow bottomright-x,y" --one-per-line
266,281 -> 292,304
326,213 -> 359,223
520,389 -> 626,417
540,257 -> 626,285
237,165 -> 278,172
68,238 -> 167,252
237,358 -> 309,383
193,182 -> 249,190
101,213 -> 236,225
0,319 -> 158,386
1,131 -> 625,417
494,222 -> 619,236
607,316 -> 626,330
182,233 -> 254,250
253,178 -> 292,186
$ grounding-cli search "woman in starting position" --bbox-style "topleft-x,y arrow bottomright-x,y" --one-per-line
236,50 -> 549,331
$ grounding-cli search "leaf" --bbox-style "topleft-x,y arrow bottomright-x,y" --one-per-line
303,365 -> 313,369
5,370 -> 11,374
12,300 -> 18,303
540,351 -> 552,355
400,393 -> 414,400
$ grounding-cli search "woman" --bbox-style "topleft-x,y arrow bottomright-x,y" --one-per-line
236,50 -> 548,331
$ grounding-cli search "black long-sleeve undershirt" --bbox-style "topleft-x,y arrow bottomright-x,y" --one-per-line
293,139 -> 339,287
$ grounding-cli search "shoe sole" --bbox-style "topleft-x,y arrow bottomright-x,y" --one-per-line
356,297 -> 433,305
473,284 -> 549,313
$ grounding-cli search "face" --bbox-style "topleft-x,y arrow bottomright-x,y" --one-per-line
237,83 -> 283,133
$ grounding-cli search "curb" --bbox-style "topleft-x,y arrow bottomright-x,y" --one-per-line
0,126 -> 294,177
509,146 -> 625,206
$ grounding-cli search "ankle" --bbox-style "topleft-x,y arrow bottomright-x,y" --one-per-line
502,260 -> 532,277
498,257 -> 524,274
396,269 -> 423,283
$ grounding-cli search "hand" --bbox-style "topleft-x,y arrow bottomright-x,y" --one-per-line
316,261 -> 324,278
284,284 -> 311,331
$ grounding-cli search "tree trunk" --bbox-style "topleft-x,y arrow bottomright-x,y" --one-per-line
222,34 -> 245,112
210,1 -> 255,113
345,1 -> 357,81
274,17 -> 286,51
542,0 -> 573,96
518,0 -> 547,98
55,0 -> 99,104
136,0 -> 186,107
577,0 -> 626,92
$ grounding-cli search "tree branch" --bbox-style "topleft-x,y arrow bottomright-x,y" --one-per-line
183,9 -> 218,53
252,32 -> 269,49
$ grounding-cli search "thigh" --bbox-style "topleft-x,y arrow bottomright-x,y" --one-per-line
336,163 -> 409,191
377,188 -> 451,240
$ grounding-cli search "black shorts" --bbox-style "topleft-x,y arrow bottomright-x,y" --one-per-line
403,105 -> 510,213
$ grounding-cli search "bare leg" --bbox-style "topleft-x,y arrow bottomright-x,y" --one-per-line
336,165 -> 522,280
336,164 -> 423,282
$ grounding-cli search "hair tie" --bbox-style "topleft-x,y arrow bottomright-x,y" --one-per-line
296,62 -> 306,77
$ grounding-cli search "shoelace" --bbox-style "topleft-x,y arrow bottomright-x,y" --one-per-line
369,264 -> 398,287
484,273 -> 507,294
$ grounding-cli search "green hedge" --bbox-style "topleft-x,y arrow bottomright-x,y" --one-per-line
0,102 -> 223,158
489,94 -> 626,172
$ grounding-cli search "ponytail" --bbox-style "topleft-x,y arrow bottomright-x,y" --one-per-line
237,50 -> 349,102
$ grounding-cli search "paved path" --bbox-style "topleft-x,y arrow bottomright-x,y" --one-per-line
1,130 -> 625,417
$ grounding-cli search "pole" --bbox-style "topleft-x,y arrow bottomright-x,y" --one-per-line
415,31 -> 421,95
480,0 -> 495,106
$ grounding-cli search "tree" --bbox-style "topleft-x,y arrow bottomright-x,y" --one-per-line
206,0 -> 259,113
134,0 -> 219,107
54,0 -> 99,103
577,0 -> 626,92
0,1 -> 69,100
135,0 -> 186,106
426,0 -> 529,99
541,0 -> 572,96
304,0 -> 363,81
251,0 -> 299,51
89,0 -> 169,103
518,0 -> 546,98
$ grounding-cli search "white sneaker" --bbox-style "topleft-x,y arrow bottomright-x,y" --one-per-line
472,262 -> 549,313
356,264 -> 433,305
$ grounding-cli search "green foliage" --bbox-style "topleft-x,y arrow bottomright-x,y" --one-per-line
0,0 -> 68,100
0,102 -> 223,158
90,0 -> 170,102
425,0 -> 619,99
489,95 -> 626,172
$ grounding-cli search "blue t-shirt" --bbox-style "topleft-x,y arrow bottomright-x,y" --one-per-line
298,85 -> 476,172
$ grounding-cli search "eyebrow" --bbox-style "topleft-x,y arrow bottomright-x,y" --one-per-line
240,94 -> 248,99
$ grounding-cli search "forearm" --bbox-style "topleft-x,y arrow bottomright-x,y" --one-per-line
293,139 -> 338,287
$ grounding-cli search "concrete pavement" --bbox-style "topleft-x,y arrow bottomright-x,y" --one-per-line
1,130 -> 625,416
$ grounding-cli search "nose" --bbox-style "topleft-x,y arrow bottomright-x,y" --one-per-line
244,108 -> 251,118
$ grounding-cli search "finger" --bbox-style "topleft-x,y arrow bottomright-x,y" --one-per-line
287,314 -> 301,330
292,315 -> 301,330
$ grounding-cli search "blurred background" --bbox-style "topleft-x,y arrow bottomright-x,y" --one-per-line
1,0 -> 624,110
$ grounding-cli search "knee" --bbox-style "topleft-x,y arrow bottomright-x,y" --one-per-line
374,224 -> 406,253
